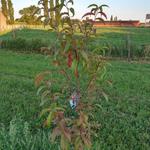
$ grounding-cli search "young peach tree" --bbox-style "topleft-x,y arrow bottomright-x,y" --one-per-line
36,0 -> 108,149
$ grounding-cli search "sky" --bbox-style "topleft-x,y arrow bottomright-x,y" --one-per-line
11,0 -> 150,22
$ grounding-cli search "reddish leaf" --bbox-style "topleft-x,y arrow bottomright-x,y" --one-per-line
35,71 -> 51,87
35,74 -> 44,87
51,127 -> 61,142
56,111 -> 64,120
59,120 -> 71,142
74,68 -> 79,78
81,134 -> 91,148
68,51 -> 73,68
79,112 -> 88,126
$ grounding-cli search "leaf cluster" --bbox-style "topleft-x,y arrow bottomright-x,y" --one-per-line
36,0 -> 109,149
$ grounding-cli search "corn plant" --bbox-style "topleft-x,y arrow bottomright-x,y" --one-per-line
36,0 -> 108,149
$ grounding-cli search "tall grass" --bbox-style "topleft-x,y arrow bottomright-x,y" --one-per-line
1,37 -> 48,53
0,117 -> 58,150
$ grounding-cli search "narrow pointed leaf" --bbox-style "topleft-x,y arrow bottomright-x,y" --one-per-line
98,11 -> 107,19
61,12 -> 69,17
37,86 -> 47,96
47,112 -> 54,127
91,8 -> 98,14
40,108 -> 51,117
95,17 -> 104,22
88,4 -> 98,8
82,12 -> 95,18
67,0 -> 74,5
64,40 -> 70,52
102,92 -> 108,102
70,8 -> 75,16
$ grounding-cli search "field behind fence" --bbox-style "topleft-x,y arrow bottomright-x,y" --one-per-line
0,26 -> 150,60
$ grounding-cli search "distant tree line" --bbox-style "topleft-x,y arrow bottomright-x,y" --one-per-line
16,0 -> 62,25
110,15 -> 118,21
1,0 -> 81,25
16,5 -> 42,25
16,0 -> 80,25
1,0 -> 14,24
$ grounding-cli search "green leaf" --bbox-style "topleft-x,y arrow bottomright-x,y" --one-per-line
98,11 -> 107,19
100,66 -> 106,81
71,59 -> 77,72
88,4 -> 98,8
64,40 -> 71,52
56,107 -> 65,111
47,112 -> 54,127
67,0 -> 74,5
95,104 -> 103,110
102,91 -> 108,102
37,86 -> 47,96
82,12 -> 95,18
40,108 -> 51,117
50,103 -> 57,111
99,4 -> 109,10
41,90 -> 51,101
95,17 -> 104,22
91,8 -> 98,14
40,90 -> 51,106
61,135 -> 69,150
80,51 -> 88,62
70,8 -> 75,16
61,12 -> 69,17
100,4 -> 109,7
75,137 -> 82,150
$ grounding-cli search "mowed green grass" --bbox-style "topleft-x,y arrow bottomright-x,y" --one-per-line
0,29 -> 56,46
95,27 -> 150,45
0,49 -> 150,149
1,27 -> 150,47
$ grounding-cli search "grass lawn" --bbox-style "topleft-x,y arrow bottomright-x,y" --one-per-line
1,27 -> 150,58
0,28 -> 56,45
0,49 -> 150,149
1,27 -> 150,46
95,27 -> 150,45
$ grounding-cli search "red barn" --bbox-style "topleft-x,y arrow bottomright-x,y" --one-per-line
93,21 -> 140,27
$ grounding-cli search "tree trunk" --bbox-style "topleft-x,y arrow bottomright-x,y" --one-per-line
7,0 -> 14,24
1,0 -> 8,22
49,0 -> 55,21
43,0 -> 49,18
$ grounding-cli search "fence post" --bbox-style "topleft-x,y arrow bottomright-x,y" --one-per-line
120,40 -> 123,58
126,34 -> 131,62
